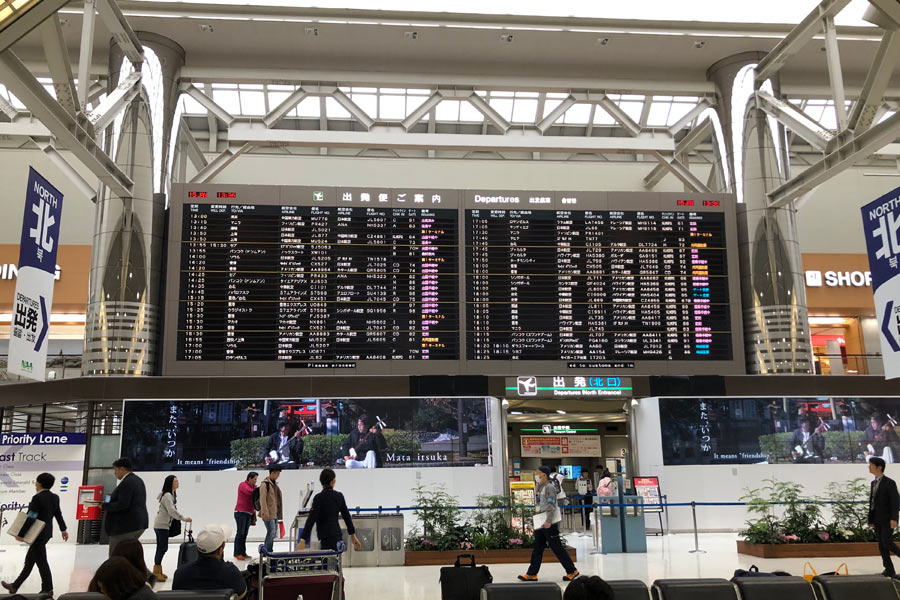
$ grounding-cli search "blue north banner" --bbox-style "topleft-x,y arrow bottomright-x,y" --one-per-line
8,168 -> 64,381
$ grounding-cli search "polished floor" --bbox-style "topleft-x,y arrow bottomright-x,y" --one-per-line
0,532 -> 887,597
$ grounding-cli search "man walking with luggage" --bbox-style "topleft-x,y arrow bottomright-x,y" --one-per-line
868,457 -> 900,576
259,464 -> 283,552
519,466 -> 579,582
1,472 -> 68,596
104,457 -> 149,557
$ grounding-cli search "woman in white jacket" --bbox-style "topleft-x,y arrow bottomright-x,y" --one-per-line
152,475 -> 191,582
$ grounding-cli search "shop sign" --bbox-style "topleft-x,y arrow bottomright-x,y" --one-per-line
520,434 -> 603,457
861,184 -> 900,379
804,270 -> 871,288
521,425 -> 599,434
506,375 -> 632,398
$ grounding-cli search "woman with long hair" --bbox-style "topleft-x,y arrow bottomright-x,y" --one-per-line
92,557 -> 156,600
233,471 -> 258,560
152,475 -> 191,582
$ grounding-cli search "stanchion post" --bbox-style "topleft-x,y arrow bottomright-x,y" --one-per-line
688,501 -> 706,554
589,504 -> 603,555
579,496 -> 591,538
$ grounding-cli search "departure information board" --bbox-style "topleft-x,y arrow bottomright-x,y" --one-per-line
172,186 -> 458,367
163,186 -> 743,376
466,199 -> 730,361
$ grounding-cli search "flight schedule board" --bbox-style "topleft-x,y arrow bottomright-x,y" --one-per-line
162,186 -> 743,376
465,192 -> 731,363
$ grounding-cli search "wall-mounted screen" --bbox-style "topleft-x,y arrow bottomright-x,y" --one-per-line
163,185 -> 743,376
659,397 -> 900,465
558,465 -> 582,479
121,397 -> 492,471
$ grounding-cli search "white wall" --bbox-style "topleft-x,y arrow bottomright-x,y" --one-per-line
632,397 -> 869,533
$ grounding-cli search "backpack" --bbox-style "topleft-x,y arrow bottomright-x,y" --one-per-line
252,482 -> 265,512
550,474 -> 566,501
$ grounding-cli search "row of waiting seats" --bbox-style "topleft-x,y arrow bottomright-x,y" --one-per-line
483,575 -> 900,600
16,591 -> 234,600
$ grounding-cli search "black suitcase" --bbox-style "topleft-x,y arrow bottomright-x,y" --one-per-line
439,554 -> 493,600
480,583 -> 562,600
177,526 -> 199,567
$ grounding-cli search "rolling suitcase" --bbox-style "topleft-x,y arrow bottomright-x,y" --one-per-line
480,583 -> 562,600
439,554 -> 493,600
177,525 -> 199,567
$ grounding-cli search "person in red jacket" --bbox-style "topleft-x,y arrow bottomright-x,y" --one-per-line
233,472 -> 258,560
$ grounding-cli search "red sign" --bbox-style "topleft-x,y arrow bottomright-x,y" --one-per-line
632,476 -> 663,513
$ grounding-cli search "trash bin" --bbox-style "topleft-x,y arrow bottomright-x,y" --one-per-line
340,511 -> 405,567
376,512 -> 405,566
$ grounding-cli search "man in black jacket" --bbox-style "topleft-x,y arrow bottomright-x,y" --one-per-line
264,421 -> 303,468
297,469 -> 362,552
869,457 -> 900,576
341,417 -> 386,469
104,457 -> 149,556
1,472 -> 68,595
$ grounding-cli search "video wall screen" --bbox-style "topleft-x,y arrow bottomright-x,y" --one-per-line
121,397 -> 492,471
162,185 -> 744,376
659,397 -> 900,465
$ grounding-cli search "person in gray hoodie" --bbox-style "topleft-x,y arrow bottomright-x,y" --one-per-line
152,475 -> 192,582
519,466 -> 579,582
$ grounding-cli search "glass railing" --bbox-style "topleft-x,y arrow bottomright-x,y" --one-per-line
814,353 -> 884,375
0,354 -> 83,382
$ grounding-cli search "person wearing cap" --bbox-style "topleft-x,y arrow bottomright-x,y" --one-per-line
171,524 -> 247,599
518,466 -> 579,583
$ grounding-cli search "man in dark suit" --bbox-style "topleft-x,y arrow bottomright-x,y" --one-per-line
104,457 -> 149,557
1,472 -> 68,595
868,456 -> 900,576
263,421 -> 303,467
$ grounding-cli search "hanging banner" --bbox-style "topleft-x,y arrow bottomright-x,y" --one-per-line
8,168 -> 63,381
0,432 -> 85,544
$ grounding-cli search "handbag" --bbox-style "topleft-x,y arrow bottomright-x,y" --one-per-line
439,554 -> 493,600
278,520 -> 285,539
168,518 -> 182,538
803,561 -> 848,582
733,565 -> 792,578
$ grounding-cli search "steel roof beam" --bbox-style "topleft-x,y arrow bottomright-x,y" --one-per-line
87,71 -> 141,132
536,95 -> 575,133
40,15 -> 78,117
77,0 -> 97,109
667,98 -> 711,135
644,119 -> 712,188
401,91 -> 441,130
848,30 -> 900,133
330,88 -> 374,130
647,152 -> 712,193
769,110 -> 900,208
180,83 -> 235,126
189,143 -> 254,183
263,87 -> 307,128
466,92 -> 511,133
596,94 -> 642,137
755,0 -> 852,84
0,49 -> 133,198
227,124 -> 675,154
822,15 -> 849,130
755,90 -> 834,151
95,0 -> 143,64
178,117 -> 208,171
33,138 -> 97,201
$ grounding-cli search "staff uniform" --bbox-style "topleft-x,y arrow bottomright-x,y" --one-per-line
525,480 -> 577,578
300,487 -> 356,551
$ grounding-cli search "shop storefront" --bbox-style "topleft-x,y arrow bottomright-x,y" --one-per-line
0,244 -> 91,375
802,253 -> 880,375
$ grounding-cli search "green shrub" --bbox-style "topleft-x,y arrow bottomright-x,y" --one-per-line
823,431 -> 864,461
758,433 -> 793,463
302,434 -> 345,466
230,437 -> 269,469
383,430 -> 421,454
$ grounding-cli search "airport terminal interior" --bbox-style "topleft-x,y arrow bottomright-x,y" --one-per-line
2,0 -> 900,599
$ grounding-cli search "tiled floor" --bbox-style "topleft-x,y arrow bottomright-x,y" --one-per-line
0,532 -> 887,597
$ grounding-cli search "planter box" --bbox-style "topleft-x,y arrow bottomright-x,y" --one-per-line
405,547 -> 577,566
736,540 -> 880,558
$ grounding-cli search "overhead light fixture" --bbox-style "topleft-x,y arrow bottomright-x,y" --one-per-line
404,30 -> 418,40
556,410 -> 566,415
500,33 -> 514,43
597,37 -> 610,46
0,0 -> 70,52
693,40 -> 706,49
808,316 -> 847,325
198,23 -> 213,33
305,27 -> 319,36
510,411 -> 523,415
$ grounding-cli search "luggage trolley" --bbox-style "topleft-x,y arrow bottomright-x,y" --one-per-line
257,542 -> 345,600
